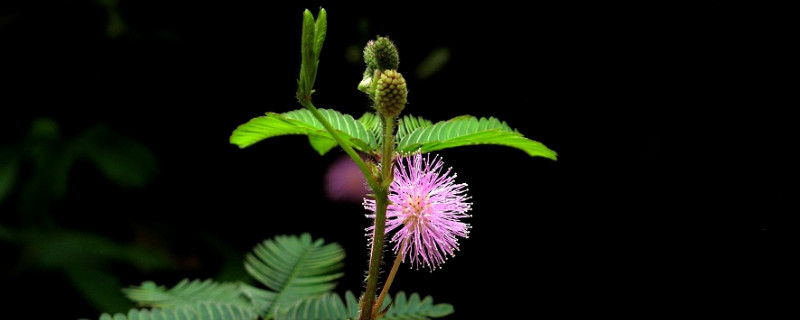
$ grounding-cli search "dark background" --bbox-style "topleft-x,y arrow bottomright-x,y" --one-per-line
1,1 -> 793,318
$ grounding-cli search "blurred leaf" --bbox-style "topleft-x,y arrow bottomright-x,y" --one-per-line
238,284 -> 276,317
28,118 -> 60,141
23,229 -> 172,270
67,265 -> 133,314
19,119 -> 75,217
201,234 -> 252,283
278,291 -> 355,320
85,234 -> 343,320
87,301 -> 258,320
78,125 -> 158,188
414,47 -> 451,80
279,291 -> 453,320
0,147 -> 20,204
0,224 -> 14,243
105,9 -> 127,39
14,121 -> 155,217
92,0 -> 128,39
124,279 -> 252,310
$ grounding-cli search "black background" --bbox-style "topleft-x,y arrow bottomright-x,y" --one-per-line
1,1 -> 794,318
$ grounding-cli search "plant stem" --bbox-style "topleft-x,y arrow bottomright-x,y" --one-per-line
300,101 -> 380,191
379,115 -> 395,184
359,115 -> 395,320
372,242 -> 404,319
360,191 -> 387,320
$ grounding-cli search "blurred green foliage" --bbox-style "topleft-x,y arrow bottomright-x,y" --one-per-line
0,118 -> 167,313
0,118 -> 158,220
92,0 -> 127,38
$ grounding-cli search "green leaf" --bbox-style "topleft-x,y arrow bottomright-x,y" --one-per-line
89,302 -> 258,320
382,292 -> 454,319
397,115 -> 557,160
245,233 -> 345,318
278,292 -> 353,320
230,109 -> 377,155
85,234 -> 344,320
313,8 -> 327,62
123,279 -> 253,310
238,284 -> 278,317
299,9 -> 317,98
395,114 -> 433,144
278,291 -> 453,320
344,291 -> 359,319
357,112 -> 382,148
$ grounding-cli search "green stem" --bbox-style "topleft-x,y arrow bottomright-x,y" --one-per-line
359,115 -> 395,320
379,115 -> 395,183
360,191 -> 387,320
372,242 -> 404,319
300,101 -> 379,191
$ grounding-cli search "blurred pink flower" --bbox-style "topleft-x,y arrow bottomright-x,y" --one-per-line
324,154 -> 369,203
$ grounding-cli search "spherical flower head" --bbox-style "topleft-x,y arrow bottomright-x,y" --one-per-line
364,152 -> 472,270
375,70 -> 407,118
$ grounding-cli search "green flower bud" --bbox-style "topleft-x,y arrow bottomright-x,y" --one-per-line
375,69 -> 407,118
363,40 -> 377,74
358,74 -> 373,94
358,67 -> 377,96
364,37 -> 399,72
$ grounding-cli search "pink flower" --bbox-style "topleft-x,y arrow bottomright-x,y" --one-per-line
364,152 -> 472,270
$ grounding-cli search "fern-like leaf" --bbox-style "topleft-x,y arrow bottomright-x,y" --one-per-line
245,233 -> 345,318
230,109 -> 377,155
123,279 -> 252,310
357,112 -> 382,148
382,292 -> 453,320
395,114 -> 433,144
238,283 -> 278,317
278,291 -> 453,320
85,234 -> 345,320
88,301 -> 257,320
278,292 -> 354,320
396,115 -> 557,159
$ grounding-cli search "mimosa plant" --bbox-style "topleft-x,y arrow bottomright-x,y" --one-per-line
84,8 -> 556,320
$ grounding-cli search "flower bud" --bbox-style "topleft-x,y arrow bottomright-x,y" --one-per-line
375,69 -> 407,118
357,71 -> 373,94
364,37 -> 399,72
